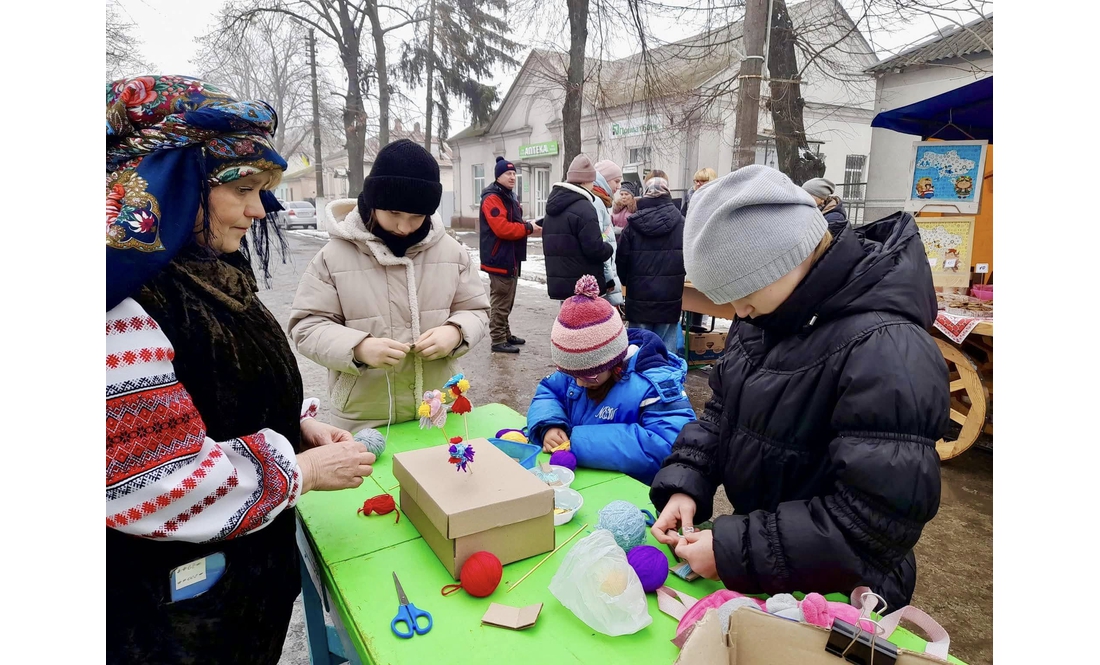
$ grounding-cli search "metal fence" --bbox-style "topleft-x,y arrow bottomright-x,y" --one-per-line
842,181 -> 867,226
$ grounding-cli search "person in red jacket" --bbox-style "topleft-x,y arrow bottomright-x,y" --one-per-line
480,156 -> 541,353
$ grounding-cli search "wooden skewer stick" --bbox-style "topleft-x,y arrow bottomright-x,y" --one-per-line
507,522 -> 589,593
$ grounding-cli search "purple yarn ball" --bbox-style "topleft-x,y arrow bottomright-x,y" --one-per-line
549,450 -> 577,471
627,545 -> 669,593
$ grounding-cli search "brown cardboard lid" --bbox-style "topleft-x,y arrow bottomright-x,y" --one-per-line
393,440 -> 554,539
481,603 -> 543,630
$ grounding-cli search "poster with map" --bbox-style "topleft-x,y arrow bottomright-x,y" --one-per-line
905,140 -> 988,214
915,217 -> 976,288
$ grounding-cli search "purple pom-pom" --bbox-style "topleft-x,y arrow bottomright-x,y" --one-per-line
627,545 -> 669,593
550,450 -> 577,471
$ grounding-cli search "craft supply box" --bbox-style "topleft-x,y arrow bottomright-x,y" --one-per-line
687,332 -> 727,365
393,440 -> 555,579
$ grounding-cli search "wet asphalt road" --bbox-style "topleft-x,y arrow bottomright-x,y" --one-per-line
260,232 -> 992,665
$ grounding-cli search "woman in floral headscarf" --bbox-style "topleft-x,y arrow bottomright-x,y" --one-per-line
106,76 -> 375,664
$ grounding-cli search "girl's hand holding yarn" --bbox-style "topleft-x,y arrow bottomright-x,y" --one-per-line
542,427 -> 569,452
673,530 -> 718,580
354,337 -> 410,368
414,325 -> 463,361
300,418 -> 354,448
651,492 -> 697,546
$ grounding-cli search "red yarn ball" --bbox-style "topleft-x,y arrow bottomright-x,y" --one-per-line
442,551 -> 502,598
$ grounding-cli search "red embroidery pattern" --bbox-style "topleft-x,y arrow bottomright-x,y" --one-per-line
106,315 -> 160,336
223,432 -> 294,539
106,346 -> 174,369
106,447 -> 224,529
151,472 -> 241,538
106,383 -> 206,483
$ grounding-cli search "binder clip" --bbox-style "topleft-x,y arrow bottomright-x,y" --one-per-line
824,591 -> 897,665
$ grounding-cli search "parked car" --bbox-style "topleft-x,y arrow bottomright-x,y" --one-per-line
277,201 -> 318,230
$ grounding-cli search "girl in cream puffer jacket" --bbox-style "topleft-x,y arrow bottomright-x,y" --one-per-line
288,139 -> 489,432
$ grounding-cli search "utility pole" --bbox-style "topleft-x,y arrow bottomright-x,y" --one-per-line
308,28 -> 325,200
732,0 -> 768,169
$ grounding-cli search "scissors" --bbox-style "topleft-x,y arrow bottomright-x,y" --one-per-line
390,572 -> 433,639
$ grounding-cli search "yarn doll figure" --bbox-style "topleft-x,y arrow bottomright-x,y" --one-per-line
526,275 -> 696,485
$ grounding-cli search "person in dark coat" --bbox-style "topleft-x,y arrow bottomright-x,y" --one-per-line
803,177 -> 848,226
542,154 -> 614,300
650,165 -> 947,612
616,177 -> 686,356
480,156 -> 541,353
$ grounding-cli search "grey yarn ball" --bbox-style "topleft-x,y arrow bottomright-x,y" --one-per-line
717,597 -> 765,634
596,500 -> 647,551
354,428 -> 387,457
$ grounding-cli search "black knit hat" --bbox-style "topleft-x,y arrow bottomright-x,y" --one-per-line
357,139 -> 442,217
495,155 -> 516,179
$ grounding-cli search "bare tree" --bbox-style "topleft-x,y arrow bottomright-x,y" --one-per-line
106,0 -> 155,80
225,0 -> 427,194
194,10 -> 318,157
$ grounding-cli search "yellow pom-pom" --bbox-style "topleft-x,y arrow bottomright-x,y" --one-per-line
600,569 -> 628,596
457,379 -> 470,393
418,403 -> 431,418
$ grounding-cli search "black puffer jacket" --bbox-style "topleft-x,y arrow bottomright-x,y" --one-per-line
650,212 -> 947,611
617,196 -> 686,324
542,183 -> 613,300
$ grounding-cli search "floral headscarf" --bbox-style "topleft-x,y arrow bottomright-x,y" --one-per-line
106,75 -> 288,310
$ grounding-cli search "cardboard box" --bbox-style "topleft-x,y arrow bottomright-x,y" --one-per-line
676,607 -> 949,665
687,332 -> 727,365
393,440 -> 555,579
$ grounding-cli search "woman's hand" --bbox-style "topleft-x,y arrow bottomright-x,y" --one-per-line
542,427 -> 569,453
298,440 -> 376,493
414,325 -> 462,361
674,530 -> 719,580
652,493 -> 698,545
300,418 -> 354,448
354,337 -> 410,368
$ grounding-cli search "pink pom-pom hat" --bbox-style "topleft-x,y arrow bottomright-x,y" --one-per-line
551,275 -> 628,378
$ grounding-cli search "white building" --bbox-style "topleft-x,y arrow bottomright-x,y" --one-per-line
863,15 -> 993,222
449,0 -> 879,226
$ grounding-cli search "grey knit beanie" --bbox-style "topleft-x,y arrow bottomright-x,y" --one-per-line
684,165 -> 828,304
801,177 -> 835,199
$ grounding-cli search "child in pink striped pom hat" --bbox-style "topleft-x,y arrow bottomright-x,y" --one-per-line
526,276 -> 696,484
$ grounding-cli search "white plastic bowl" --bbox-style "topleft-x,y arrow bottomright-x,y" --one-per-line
530,464 -> 575,488
553,487 -> 584,526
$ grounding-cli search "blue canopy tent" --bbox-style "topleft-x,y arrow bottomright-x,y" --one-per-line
871,77 -> 993,141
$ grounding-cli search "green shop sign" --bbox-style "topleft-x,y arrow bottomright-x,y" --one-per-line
518,141 -> 559,158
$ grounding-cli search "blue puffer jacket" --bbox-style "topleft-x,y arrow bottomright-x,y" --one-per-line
526,328 -> 696,485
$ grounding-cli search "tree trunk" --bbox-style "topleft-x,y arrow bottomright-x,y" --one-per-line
562,0 -> 589,177
766,0 -> 825,183
340,39 -> 368,197
366,3 -> 390,147
733,0 -> 768,169
309,28 -> 325,198
423,0 -> 436,150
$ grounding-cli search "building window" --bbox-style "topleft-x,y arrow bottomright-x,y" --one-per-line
515,170 -> 524,204
628,146 -> 652,164
472,164 -> 485,199
843,154 -> 867,200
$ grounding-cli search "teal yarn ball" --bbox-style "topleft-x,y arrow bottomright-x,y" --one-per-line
597,500 -> 647,551
354,428 -> 387,457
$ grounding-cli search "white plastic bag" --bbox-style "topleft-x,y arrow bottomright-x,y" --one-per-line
549,529 -> 652,636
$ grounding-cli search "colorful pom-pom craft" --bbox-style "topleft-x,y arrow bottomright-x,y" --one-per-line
443,373 -> 473,439
448,441 -> 476,473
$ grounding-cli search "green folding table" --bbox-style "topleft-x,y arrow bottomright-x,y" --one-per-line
295,403 -> 964,664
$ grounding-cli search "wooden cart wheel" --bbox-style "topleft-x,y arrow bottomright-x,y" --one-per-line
933,339 -> 989,460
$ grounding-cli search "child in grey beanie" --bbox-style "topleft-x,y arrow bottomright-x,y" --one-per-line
684,165 -> 828,305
